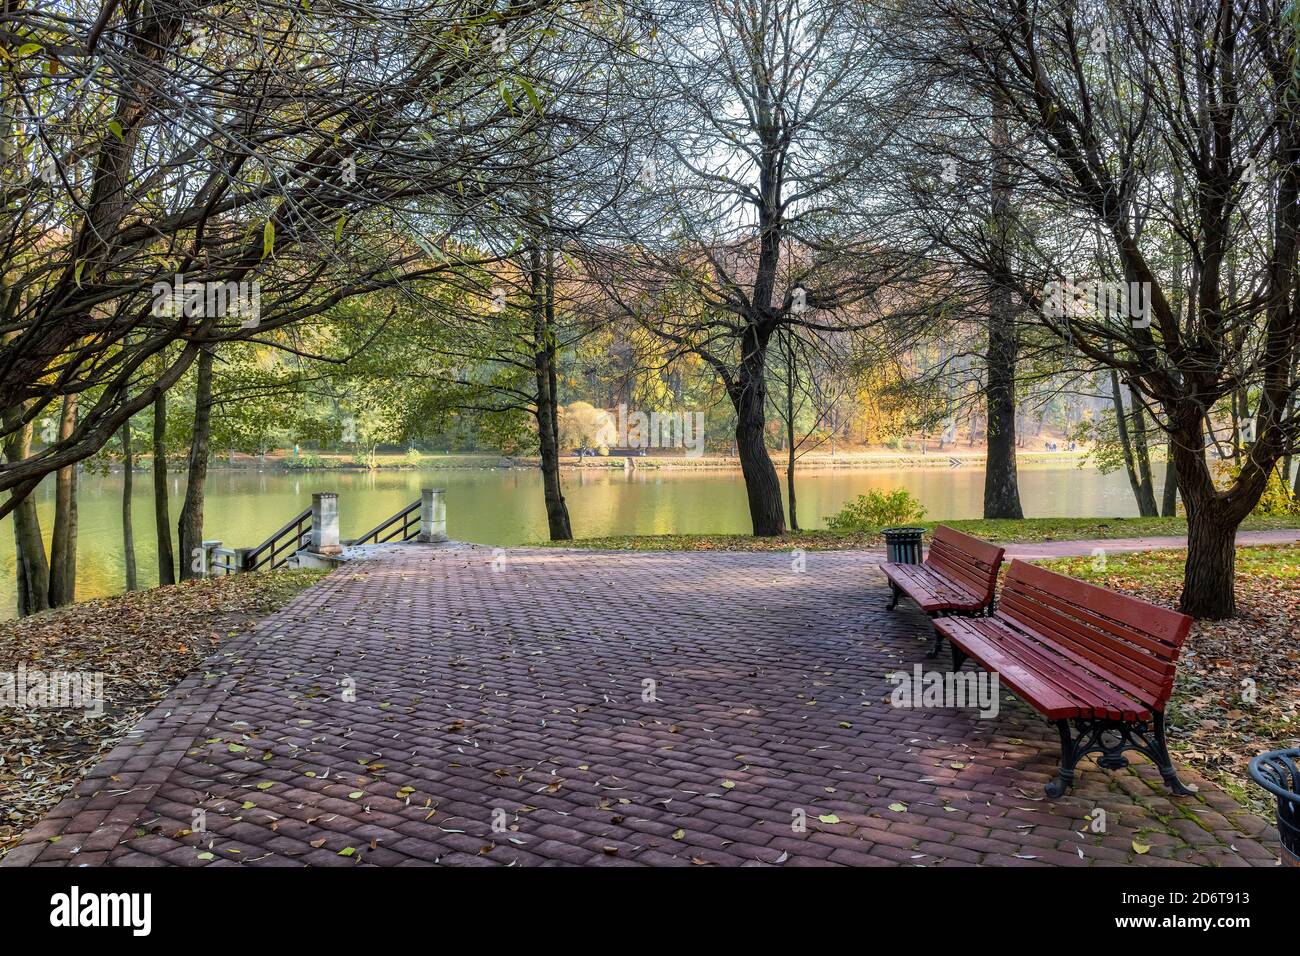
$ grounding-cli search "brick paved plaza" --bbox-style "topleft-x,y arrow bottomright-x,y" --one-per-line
2,544 -> 1278,867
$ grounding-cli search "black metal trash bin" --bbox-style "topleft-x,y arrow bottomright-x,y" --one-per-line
1248,748 -> 1300,867
881,527 -> 925,564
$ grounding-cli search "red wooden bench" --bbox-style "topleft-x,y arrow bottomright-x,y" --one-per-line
933,559 -> 1194,797
882,525 -> 1005,658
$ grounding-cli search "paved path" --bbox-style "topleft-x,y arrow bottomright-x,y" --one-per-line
3,544 -> 1277,867
1002,529 -> 1300,560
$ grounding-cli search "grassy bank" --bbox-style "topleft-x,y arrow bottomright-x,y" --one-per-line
206,449 -> 1096,473
1041,546 -> 1299,819
535,515 -> 1300,551
0,568 -> 328,860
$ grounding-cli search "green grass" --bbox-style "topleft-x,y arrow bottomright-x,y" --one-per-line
281,451 -> 504,470
1041,543 -> 1300,586
535,515 -> 1300,551
244,567 -> 332,601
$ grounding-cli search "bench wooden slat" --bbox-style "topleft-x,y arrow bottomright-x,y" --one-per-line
930,525 -> 1005,566
928,527 -> 1003,595
938,617 -> 1147,719
939,560 -> 1191,719
1000,585 -> 1179,675
935,617 -> 1089,719
997,561 -> 1191,709
1004,561 -> 1191,648
882,525 -> 1005,615
928,546 -> 996,596
941,616 -> 1148,720
998,591 -> 1173,707
883,564 -> 979,612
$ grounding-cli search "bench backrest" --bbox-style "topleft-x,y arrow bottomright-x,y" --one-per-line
924,525 -> 1006,601
996,560 -> 1193,709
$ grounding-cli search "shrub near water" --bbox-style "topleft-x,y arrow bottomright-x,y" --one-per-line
825,489 -> 927,532
1211,459 -> 1299,516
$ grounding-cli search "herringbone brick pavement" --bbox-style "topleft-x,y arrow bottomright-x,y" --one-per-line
2,544 -> 1277,867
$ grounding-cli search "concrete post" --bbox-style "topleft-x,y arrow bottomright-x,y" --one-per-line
420,488 -> 447,543
200,540 -> 221,577
311,492 -> 342,555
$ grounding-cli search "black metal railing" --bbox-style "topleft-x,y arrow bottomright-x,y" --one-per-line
244,506 -> 313,572
345,499 -> 422,547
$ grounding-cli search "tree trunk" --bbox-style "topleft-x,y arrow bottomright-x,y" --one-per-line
533,245 -> 572,541
1169,414 -> 1242,619
1286,353 -> 1299,501
1165,174 -> 1187,522
786,442 -> 798,531
121,419 -> 137,591
534,392 -> 571,541
731,331 -> 785,536
1180,497 -> 1237,619
178,347 -> 215,580
1111,373 -> 1158,516
1130,401 -> 1158,513
48,395 -> 79,606
785,329 -> 799,531
154,388 -> 176,586
784,423 -> 797,527
984,312 -> 1023,517
3,411 -> 50,616
1161,453 -> 1180,517
984,91 -> 1023,519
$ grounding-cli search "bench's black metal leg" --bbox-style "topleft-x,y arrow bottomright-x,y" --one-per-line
1046,719 -> 1079,798
926,623 -> 944,659
886,583 -> 901,611
1044,716 -> 1190,798
949,641 -> 967,670
1151,712 -> 1193,796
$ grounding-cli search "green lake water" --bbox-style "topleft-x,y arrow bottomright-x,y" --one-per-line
0,460 -> 1158,618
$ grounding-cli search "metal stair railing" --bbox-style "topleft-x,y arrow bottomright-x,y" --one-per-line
344,499 -> 422,547
243,506 -> 314,572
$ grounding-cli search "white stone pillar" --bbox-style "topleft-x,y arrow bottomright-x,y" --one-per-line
311,492 -> 342,555
420,488 -> 447,543
200,540 -> 221,576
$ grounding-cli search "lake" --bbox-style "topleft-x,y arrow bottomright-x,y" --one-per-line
0,460 -> 1160,617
